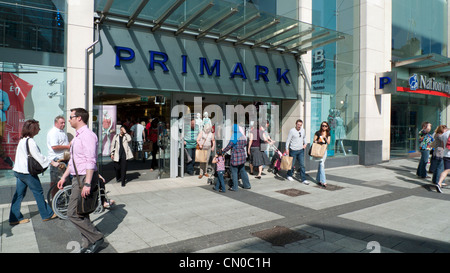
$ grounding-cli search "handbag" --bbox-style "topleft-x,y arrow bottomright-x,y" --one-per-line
280,156 -> 293,171
26,138 -> 47,175
72,147 -> 99,215
309,143 -> 327,158
195,149 -> 208,163
195,136 -> 208,163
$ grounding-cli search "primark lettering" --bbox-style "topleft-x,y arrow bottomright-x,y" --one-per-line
114,46 -> 291,84
411,74 -> 450,94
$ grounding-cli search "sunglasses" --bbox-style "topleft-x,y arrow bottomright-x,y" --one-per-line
321,124 -> 328,128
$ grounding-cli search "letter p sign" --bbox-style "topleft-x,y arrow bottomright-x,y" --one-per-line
379,77 -> 391,89
375,71 -> 397,95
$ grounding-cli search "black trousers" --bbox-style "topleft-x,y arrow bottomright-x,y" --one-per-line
114,157 -> 127,186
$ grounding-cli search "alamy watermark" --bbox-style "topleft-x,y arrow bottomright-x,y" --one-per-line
171,96 -> 280,146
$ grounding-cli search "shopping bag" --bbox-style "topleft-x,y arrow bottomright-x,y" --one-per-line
309,143 -> 327,158
280,156 -> 293,171
195,149 -> 208,163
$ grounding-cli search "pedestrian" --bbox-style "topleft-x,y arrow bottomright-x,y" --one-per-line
417,121 -> 433,179
57,108 -> 104,253
248,122 -> 271,179
212,149 -> 226,192
110,125 -> 134,187
149,118 -> 160,171
436,126 -> 450,193
285,119 -> 309,184
184,119 -> 199,175
9,119 -> 59,225
197,123 -> 215,179
98,174 -> 115,208
130,119 -> 146,161
222,124 -> 251,191
46,115 -> 70,198
313,121 -> 331,187
430,125 -> 447,187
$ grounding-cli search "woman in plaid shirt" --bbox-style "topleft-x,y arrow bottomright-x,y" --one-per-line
222,124 -> 251,191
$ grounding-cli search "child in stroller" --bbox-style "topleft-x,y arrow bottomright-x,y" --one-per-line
270,145 -> 284,176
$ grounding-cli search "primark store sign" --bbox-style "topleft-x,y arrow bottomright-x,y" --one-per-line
94,25 -> 298,99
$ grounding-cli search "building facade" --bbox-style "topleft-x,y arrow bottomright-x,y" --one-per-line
0,0 -> 449,185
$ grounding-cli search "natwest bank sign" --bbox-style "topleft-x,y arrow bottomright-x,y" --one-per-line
397,74 -> 450,98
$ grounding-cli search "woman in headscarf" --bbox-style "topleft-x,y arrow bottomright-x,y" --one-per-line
197,123 -> 215,179
222,124 -> 251,191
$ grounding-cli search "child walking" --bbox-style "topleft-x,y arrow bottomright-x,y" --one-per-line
212,149 -> 226,192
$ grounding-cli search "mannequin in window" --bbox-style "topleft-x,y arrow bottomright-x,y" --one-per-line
195,113 -> 203,132
334,110 -> 346,155
202,112 -> 211,129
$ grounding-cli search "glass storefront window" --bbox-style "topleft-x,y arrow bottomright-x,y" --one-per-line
391,92 -> 447,157
0,1 -> 66,187
311,0 -> 360,158
392,0 -> 448,59
0,0 -> 65,54
0,62 -> 66,186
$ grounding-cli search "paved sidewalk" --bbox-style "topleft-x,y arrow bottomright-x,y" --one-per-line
1,158 -> 450,254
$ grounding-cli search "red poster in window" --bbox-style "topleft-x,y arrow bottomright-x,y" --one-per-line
0,72 -> 33,169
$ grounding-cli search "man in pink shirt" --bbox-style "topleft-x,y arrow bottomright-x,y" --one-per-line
57,108 -> 104,253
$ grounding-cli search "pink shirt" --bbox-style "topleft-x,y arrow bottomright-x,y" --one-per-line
68,125 -> 98,175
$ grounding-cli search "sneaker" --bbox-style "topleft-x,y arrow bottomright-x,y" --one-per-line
436,184 -> 443,193
287,176 -> 294,181
302,180 -> 310,185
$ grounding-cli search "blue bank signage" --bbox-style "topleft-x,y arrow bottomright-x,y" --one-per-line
94,25 -> 298,99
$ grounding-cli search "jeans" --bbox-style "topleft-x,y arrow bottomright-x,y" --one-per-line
287,148 -> 306,181
214,170 -> 226,192
10,171 -> 54,222
417,149 -> 429,178
230,164 -> 251,190
432,157 -> 444,185
316,153 -> 327,183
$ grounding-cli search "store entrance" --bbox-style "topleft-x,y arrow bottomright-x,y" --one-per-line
391,93 -> 442,158
93,92 -> 171,183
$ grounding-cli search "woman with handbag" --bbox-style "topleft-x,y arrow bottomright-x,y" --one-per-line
9,119 -> 59,225
313,121 -> 331,187
110,125 -> 134,187
196,123 -> 215,179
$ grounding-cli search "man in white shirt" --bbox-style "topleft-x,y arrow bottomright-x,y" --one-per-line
47,115 -> 70,188
130,120 -> 146,160
285,119 -> 309,184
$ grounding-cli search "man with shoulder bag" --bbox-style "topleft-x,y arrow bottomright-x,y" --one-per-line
57,108 -> 104,253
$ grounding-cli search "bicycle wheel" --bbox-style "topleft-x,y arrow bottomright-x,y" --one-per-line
52,185 -> 72,220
